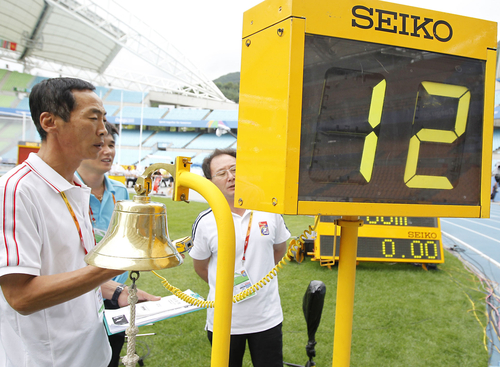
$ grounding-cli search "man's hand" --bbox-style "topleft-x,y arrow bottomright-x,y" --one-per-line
117,286 -> 161,308
0,267 -> 124,315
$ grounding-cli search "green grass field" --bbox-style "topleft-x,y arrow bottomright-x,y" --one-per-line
121,196 -> 489,366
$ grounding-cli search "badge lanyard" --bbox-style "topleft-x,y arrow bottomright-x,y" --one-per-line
60,191 -> 89,255
241,211 -> 253,266
234,211 -> 256,302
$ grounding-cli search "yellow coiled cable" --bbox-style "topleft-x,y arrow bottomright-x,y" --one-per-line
153,215 -> 320,308
152,271 -> 215,308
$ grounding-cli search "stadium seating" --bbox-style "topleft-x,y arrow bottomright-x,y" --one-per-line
3,67 -> 499,175
2,123 -> 23,139
162,108 -> 210,120
28,76 -> 49,91
184,133 -> 236,150
143,131 -> 201,148
15,97 -> 30,110
0,69 -> 8,83
0,122 -> 23,163
95,86 -> 110,99
0,140 -> 12,155
0,145 -> 17,163
1,71 -> 33,92
0,95 -> 16,108
190,152 -> 210,166
493,129 -> 500,151
103,104 -> 119,116
116,129 -> 154,146
493,160 -> 499,172
105,89 -> 144,103
119,106 -> 167,119
115,148 -> 152,166
143,150 -> 195,165
204,109 -> 239,121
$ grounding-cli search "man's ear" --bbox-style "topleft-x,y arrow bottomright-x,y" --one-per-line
39,112 -> 58,135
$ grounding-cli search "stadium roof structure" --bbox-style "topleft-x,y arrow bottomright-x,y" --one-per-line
0,0 -> 235,109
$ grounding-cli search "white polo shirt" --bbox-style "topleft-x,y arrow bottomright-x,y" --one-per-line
0,153 -> 111,367
190,209 -> 291,334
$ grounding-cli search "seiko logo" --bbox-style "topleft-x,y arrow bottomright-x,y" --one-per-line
352,5 -> 453,42
408,231 -> 438,239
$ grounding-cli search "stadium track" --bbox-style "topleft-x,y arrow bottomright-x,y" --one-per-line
441,203 -> 500,367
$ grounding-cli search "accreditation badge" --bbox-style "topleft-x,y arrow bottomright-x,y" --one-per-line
93,228 -> 107,243
94,287 -> 105,322
233,268 -> 256,303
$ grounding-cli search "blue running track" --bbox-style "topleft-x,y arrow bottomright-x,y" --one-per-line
441,203 -> 500,367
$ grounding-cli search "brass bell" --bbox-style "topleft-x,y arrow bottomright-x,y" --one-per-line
85,195 -> 183,271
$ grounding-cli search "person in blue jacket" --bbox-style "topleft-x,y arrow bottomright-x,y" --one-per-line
76,121 -> 157,367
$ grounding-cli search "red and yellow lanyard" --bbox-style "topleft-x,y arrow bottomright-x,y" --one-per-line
241,211 -> 253,265
60,191 -> 89,255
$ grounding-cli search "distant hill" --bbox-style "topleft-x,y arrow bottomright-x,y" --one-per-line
213,72 -> 240,103
213,72 -> 240,84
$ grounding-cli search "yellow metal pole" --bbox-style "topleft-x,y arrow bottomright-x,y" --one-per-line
177,171 -> 235,367
332,216 -> 362,367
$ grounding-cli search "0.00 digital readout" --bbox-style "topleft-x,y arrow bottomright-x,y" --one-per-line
331,237 -> 441,260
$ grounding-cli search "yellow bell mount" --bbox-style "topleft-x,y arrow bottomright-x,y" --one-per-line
130,156 -> 235,367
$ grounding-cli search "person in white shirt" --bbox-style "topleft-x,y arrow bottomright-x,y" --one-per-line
190,148 -> 291,367
110,162 -> 126,176
0,77 -> 158,367
125,166 -> 138,188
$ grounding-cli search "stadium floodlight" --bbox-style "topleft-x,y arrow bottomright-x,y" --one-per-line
215,124 -> 236,138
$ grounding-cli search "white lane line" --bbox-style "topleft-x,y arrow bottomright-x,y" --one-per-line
440,219 -> 500,244
441,231 -> 500,270
451,218 -> 500,232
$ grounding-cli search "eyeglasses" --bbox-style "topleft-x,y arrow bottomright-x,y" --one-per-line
213,165 -> 236,179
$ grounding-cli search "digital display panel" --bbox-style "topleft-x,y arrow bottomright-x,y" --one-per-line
319,235 -> 441,262
319,235 -> 336,258
299,35 -> 485,206
314,216 -> 443,263
320,216 -> 436,227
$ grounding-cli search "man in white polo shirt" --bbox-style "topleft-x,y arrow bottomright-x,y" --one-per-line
190,148 -> 291,367
0,78 -> 158,367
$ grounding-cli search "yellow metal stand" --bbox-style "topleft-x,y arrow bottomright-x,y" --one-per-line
332,216 -> 363,367
177,171 -> 235,367
138,160 -> 236,367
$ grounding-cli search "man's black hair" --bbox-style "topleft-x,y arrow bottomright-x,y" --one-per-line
105,121 -> 119,138
29,77 -> 96,141
202,148 -> 236,179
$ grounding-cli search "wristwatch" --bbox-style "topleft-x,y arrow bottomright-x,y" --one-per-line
111,284 -> 126,305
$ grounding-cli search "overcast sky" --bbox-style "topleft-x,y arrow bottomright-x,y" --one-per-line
113,0 -> 499,81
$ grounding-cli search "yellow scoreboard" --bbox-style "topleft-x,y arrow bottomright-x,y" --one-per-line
235,0 -> 497,218
314,216 -> 444,264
